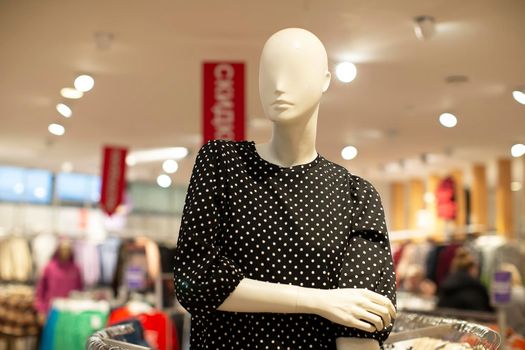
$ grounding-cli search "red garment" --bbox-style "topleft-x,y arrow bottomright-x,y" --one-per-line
434,243 -> 461,287
436,176 -> 457,220
108,306 -> 179,350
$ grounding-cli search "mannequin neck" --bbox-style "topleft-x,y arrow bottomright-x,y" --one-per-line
259,104 -> 319,167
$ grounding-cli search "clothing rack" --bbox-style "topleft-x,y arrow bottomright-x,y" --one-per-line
384,312 -> 501,349
86,323 -> 151,350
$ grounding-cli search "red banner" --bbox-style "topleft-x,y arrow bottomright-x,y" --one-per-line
100,146 -> 128,216
202,62 -> 245,143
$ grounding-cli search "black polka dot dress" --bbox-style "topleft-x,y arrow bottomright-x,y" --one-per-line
173,139 -> 396,349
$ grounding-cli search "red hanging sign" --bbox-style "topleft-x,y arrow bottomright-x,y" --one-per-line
202,62 -> 245,143
100,146 -> 128,216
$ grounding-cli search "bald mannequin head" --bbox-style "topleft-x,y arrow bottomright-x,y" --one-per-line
259,28 -> 331,123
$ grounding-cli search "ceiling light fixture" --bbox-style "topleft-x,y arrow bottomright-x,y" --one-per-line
48,123 -> 65,136
341,145 -> 358,160
56,103 -> 72,118
74,74 -> 95,92
512,89 -> 525,105
335,62 -> 357,83
157,174 -> 172,188
414,15 -> 436,40
511,143 -> 525,158
61,87 -> 84,99
439,112 -> 458,128
162,160 -> 178,174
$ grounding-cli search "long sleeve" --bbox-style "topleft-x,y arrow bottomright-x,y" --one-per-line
173,139 -> 245,315
333,175 -> 397,345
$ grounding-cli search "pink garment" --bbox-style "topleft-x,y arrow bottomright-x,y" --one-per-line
34,249 -> 83,314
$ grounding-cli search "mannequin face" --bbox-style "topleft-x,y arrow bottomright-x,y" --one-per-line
58,240 -> 72,261
259,28 -> 331,123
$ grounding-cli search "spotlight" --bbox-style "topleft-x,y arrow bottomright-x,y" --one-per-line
74,74 -> 95,92
512,89 -> 525,105
335,62 -> 357,83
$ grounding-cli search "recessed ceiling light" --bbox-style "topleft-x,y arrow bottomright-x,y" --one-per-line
341,146 -> 358,160
56,103 -> 72,118
157,174 -> 172,188
512,90 -> 525,105
511,181 -> 522,192
335,62 -> 357,83
74,74 -> 95,92
163,160 -> 178,174
48,123 -> 65,136
60,87 -> 83,99
439,112 -> 457,128
511,143 -> 525,158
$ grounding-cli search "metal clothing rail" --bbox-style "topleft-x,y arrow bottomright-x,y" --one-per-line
86,324 -> 151,350
384,312 -> 501,349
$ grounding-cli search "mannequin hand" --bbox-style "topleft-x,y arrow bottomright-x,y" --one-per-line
299,288 -> 396,332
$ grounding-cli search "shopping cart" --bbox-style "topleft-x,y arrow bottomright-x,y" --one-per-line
86,323 -> 151,350
384,312 -> 501,349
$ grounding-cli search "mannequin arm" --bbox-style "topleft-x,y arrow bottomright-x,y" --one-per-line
218,277 -> 395,333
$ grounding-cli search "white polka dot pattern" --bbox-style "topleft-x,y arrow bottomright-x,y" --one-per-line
173,139 -> 396,349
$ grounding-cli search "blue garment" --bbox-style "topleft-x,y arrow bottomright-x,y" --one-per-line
39,307 -> 59,350
98,237 -> 121,285
113,318 -> 150,347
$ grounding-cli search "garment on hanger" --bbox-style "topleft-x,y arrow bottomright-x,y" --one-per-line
173,139 -> 396,349
74,239 -> 101,287
108,302 -> 179,350
98,237 -> 122,285
32,232 -> 58,277
0,236 -> 33,282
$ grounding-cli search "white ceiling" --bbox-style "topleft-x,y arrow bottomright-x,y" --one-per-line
1,0 -> 524,184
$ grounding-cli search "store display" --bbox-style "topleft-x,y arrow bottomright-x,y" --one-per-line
173,25 -> 396,350
107,300 -> 179,350
39,298 -> 109,350
1,2 -> 524,350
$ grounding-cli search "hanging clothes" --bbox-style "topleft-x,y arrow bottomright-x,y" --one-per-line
0,236 -> 33,282
435,176 -> 457,220
108,304 -> 179,350
73,239 -> 101,287
32,232 -> 58,277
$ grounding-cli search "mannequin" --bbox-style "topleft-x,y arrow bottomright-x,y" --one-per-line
174,28 -> 396,350
34,239 -> 83,325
